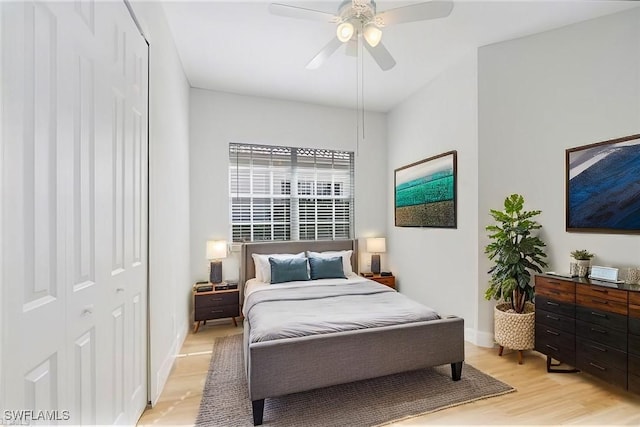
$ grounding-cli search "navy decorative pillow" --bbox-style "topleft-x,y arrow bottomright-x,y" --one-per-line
309,255 -> 346,280
269,257 -> 310,284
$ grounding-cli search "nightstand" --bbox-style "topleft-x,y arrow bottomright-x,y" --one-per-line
193,287 -> 240,333
362,274 -> 396,289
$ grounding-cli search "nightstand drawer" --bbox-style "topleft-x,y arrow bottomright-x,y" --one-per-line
195,292 -> 239,308
194,304 -> 240,321
373,276 -> 395,287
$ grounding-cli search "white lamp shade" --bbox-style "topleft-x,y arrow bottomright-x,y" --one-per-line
336,22 -> 354,42
206,240 -> 227,260
366,237 -> 386,253
363,23 -> 382,47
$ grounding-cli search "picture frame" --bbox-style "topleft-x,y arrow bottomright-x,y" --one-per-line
566,134 -> 640,233
394,150 -> 457,228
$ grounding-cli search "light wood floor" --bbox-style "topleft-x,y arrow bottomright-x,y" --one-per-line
138,321 -> 640,426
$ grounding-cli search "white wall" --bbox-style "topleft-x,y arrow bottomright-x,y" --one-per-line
387,52 -> 480,342
128,1 -> 191,404
189,89 -> 388,281
477,9 -> 640,340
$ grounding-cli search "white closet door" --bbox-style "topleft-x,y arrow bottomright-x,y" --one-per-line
1,1 -> 148,425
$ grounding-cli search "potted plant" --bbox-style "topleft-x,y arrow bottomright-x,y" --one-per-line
570,249 -> 594,278
484,194 -> 548,364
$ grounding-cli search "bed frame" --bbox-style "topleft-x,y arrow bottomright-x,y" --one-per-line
241,240 -> 465,425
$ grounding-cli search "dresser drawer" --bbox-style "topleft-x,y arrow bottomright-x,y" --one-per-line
628,371 -> 640,395
195,291 -> 239,308
629,334 -> 640,356
576,320 -> 627,351
575,305 -> 627,332
576,337 -> 627,367
194,304 -> 240,321
576,285 -> 628,316
536,296 -> 575,318
629,293 -> 640,320
535,326 -> 575,365
536,309 -> 575,334
577,350 -> 627,388
629,353 -> 640,375
536,277 -> 575,303
630,317 -> 640,337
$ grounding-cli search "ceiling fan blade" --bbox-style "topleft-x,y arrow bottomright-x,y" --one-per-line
364,41 -> 396,71
306,37 -> 343,70
269,3 -> 336,22
376,1 -> 454,26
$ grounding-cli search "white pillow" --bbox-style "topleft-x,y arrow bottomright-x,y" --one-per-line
252,252 -> 305,283
306,250 -> 353,276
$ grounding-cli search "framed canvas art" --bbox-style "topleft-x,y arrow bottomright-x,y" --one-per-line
566,134 -> 640,233
394,150 -> 457,228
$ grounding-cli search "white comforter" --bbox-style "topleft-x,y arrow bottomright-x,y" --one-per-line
243,275 -> 440,343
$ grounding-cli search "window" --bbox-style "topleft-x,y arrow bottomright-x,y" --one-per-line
229,143 -> 354,242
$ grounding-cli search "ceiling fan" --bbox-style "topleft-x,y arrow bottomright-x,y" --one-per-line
269,0 -> 454,71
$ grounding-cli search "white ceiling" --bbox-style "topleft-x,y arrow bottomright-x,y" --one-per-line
162,0 -> 640,112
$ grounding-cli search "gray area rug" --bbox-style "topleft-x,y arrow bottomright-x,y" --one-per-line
196,334 -> 515,427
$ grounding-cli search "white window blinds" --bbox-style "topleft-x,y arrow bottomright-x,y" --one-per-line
229,143 -> 354,242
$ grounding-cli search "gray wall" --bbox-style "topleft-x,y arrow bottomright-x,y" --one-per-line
388,8 -> 640,346
189,89 -> 388,283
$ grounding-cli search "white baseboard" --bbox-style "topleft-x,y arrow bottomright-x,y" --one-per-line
151,319 -> 189,406
465,327 -> 496,348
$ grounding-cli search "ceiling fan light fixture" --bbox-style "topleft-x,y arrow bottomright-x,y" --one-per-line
336,21 -> 354,42
363,23 -> 382,47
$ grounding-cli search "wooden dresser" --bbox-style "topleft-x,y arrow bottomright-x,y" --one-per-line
535,274 -> 640,394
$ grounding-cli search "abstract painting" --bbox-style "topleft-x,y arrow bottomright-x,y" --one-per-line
566,134 -> 640,233
395,151 -> 457,228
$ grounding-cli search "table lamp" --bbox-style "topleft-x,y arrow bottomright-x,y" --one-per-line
366,237 -> 386,275
206,240 -> 227,284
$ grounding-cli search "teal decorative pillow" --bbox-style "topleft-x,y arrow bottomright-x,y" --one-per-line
309,255 -> 346,280
269,257 -> 310,284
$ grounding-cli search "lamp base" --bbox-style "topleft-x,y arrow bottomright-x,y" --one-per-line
371,254 -> 381,275
209,260 -> 222,284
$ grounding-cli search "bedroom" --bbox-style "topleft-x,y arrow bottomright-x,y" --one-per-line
1,0 -> 639,425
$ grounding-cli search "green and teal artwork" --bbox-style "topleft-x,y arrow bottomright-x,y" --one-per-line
395,151 -> 457,228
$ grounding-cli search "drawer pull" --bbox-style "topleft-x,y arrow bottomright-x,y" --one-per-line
546,301 -> 559,307
590,327 -> 607,334
590,311 -> 607,318
590,344 -> 607,352
546,329 -> 559,336
210,310 -> 223,314
591,298 -> 608,305
592,288 -> 608,293
547,281 -> 561,285
589,362 -> 606,371
546,344 -> 559,351
546,315 -> 559,321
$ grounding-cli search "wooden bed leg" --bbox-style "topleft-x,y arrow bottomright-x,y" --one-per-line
252,399 -> 265,426
451,362 -> 463,381
498,345 -> 504,356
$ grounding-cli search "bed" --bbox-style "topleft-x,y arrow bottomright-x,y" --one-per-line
241,239 -> 465,425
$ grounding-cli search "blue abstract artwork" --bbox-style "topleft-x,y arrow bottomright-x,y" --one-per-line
567,135 -> 640,232
395,151 -> 456,228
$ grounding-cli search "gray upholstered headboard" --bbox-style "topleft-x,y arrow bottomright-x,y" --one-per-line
240,239 -> 358,285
